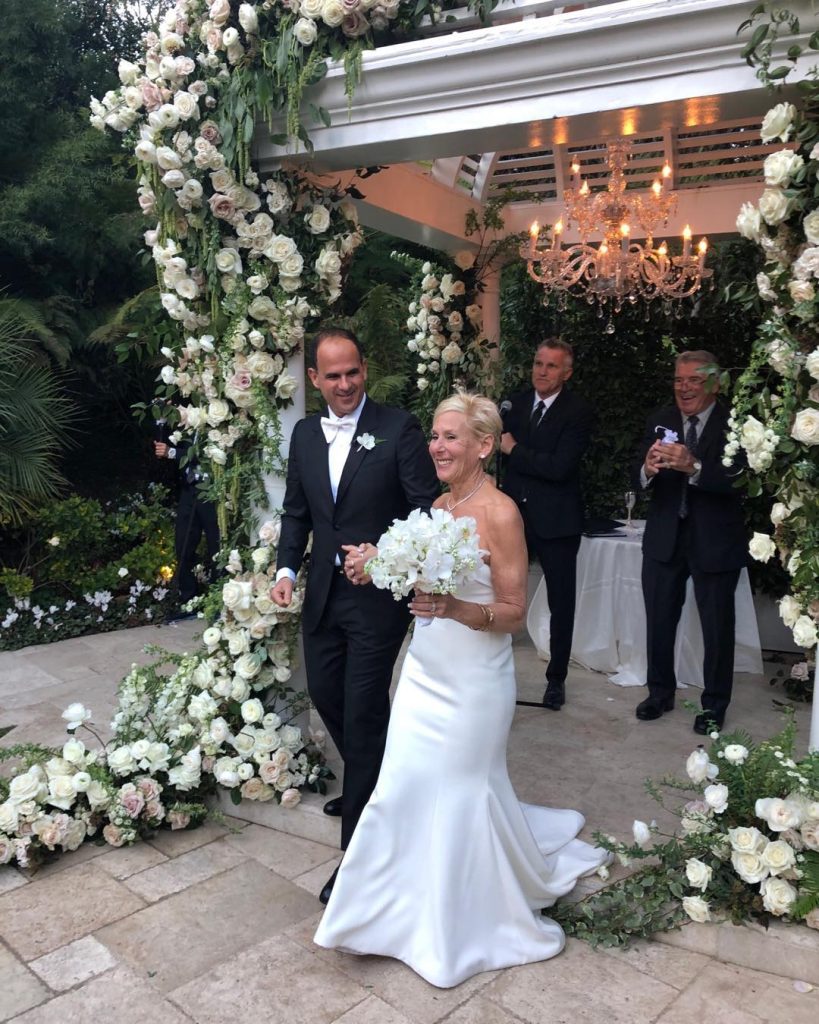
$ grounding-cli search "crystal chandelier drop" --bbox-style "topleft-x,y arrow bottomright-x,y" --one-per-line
523,140 -> 713,326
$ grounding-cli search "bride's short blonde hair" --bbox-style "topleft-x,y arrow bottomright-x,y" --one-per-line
433,390 -> 502,453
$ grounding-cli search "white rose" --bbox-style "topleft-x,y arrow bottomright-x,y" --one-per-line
731,850 -> 769,884
792,615 -> 818,648
770,502 -> 790,526
631,819 -> 652,848
321,0 -> 345,27
86,780 -> 110,810
230,729 -> 256,757
241,698 -> 265,724
755,797 -> 802,831
686,748 -> 715,784
758,189 -> 792,226
761,839 -> 797,876
728,826 -> 767,853
72,771 -> 91,793
238,3 -> 259,33
47,776 -> 77,811
804,209 -> 819,246
280,788 -> 301,809
223,580 -> 253,611
789,279 -> 815,303
207,399 -> 231,426
736,202 -> 763,242
779,594 -> 802,628
293,16 -> 318,45
685,858 -> 712,891
760,102 -> 797,143
704,783 -> 729,814
805,349 -> 819,381
763,149 -> 804,187
9,767 -> 47,805
791,408 -> 819,446
802,820 -> 819,851
62,738 -> 86,765
748,532 -> 777,563
62,702 -> 91,730
202,626 -> 222,648
107,745 -> 138,776
722,744 -> 749,765
0,801 -> 19,833
682,895 -> 711,923
234,653 -> 261,679
305,205 -> 331,234
740,415 -> 766,452
760,876 -> 797,916
258,519 -> 281,546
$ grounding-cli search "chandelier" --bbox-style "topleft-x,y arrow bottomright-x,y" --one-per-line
523,140 -> 712,326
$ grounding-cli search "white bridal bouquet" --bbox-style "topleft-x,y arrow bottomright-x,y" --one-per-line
366,508 -> 484,618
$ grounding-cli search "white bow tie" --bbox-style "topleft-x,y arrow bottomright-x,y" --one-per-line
320,416 -> 356,443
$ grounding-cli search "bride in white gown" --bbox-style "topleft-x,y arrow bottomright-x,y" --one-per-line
314,392 -> 606,988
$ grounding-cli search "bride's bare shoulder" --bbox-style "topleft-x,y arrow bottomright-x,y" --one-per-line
484,488 -> 523,527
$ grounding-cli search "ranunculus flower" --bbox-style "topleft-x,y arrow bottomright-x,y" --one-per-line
238,3 -> 259,33
241,697 -> 265,723
704,783 -> 729,814
62,702 -> 91,730
685,748 -> 715,784
631,819 -> 652,848
722,744 -> 748,765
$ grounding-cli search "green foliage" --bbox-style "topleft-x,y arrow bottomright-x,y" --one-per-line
0,300 -> 77,525
0,487 -> 176,650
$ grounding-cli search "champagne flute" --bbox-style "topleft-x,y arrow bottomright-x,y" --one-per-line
624,490 -> 636,530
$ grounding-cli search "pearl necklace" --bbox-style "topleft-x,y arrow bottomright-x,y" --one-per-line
446,475 -> 485,513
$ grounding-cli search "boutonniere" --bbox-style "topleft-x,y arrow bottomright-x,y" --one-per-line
356,432 -> 384,453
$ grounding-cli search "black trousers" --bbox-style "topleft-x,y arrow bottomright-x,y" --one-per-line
642,521 -> 741,719
303,573 -> 409,849
175,487 -> 220,603
526,530 -> 582,687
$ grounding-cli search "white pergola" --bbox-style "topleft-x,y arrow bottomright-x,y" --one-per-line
257,0 -> 814,436
258,0 -> 819,745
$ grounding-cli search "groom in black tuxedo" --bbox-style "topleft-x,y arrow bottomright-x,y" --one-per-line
500,338 -> 593,711
271,328 -> 438,901
633,350 -> 746,733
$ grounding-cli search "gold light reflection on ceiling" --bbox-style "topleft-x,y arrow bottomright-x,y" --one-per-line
683,96 -> 721,128
620,109 -> 638,137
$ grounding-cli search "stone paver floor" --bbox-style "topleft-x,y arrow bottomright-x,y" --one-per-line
1,619 -> 817,1023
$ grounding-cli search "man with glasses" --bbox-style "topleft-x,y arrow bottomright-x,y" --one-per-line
633,350 -> 746,734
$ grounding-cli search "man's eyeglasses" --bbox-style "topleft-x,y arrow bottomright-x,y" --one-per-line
673,376 -> 708,389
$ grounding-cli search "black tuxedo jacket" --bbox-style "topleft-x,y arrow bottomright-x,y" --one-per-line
632,401 -> 747,571
277,397 -> 439,633
501,388 -> 593,539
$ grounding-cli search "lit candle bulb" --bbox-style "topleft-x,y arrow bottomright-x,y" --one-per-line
697,237 -> 708,271
571,160 -> 580,188
658,240 -> 668,258
580,180 -> 590,197
662,162 -> 671,187
529,221 -> 539,258
620,222 -> 630,253
599,240 -> 609,274
552,218 -> 563,250
682,224 -> 692,259
652,179 -> 662,197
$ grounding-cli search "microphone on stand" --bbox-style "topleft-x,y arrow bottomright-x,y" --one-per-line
495,400 -> 513,483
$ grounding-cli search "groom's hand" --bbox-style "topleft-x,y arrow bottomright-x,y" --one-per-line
270,578 -> 293,607
342,543 -> 374,585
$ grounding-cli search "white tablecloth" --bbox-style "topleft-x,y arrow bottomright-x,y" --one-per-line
526,526 -> 763,688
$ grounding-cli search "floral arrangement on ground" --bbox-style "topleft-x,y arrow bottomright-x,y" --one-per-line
0,517 -> 333,870
552,714 -> 819,947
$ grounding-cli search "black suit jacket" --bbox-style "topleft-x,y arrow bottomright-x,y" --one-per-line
501,388 -> 593,539
632,401 -> 746,572
277,397 -> 439,633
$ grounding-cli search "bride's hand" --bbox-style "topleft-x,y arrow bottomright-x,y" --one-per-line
342,543 -> 376,585
409,590 -> 452,620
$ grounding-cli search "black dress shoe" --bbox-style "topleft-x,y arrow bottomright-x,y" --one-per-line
693,712 -> 724,735
542,682 -> 565,710
319,865 -> 339,905
323,797 -> 342,817
635,695 -> 675,721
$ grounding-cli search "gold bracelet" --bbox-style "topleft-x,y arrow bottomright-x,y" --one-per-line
470,604 -> 495,632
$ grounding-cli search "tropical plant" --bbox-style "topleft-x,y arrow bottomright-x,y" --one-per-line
0,301 -> 77,525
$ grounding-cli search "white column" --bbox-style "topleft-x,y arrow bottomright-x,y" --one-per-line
478,266 -> 501,354
810,659 -> 819,753
262,346 -> 305,512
